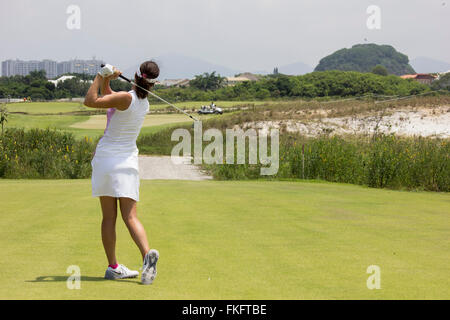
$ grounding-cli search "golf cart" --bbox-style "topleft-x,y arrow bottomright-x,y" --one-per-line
197,102 -> 223,115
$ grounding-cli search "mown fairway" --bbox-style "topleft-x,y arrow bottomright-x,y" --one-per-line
5,101 -> 87,114
0,179 -> 448,299
7,112 -> 194,140
5,100 -> 262,113
70,113 -> 213,130
4,101 -> 241,140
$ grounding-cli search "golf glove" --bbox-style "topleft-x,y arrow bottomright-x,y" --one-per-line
98,64 -> 114,78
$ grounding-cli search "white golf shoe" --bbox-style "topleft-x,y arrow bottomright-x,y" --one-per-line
141,249 -> 159,285
104,264 -> 139,280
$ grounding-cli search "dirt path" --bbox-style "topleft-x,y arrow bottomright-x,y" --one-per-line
138,155 -> 212,180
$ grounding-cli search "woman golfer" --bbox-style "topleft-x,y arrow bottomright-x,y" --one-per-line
84,61 -> 159,285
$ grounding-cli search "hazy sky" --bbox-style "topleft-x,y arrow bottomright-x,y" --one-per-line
1,0 -> 449,72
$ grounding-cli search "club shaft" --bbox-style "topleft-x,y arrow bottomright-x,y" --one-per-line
100,64 -> 198,121
128,77 -> 198,121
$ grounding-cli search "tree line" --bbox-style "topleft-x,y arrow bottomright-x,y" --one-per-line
0,69 -> 434,101
0,71 -> 131,100
152,70 -> 430,102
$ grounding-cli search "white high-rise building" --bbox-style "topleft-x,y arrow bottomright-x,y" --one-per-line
65,59 -> 103,75
57,61 -> 71,76
1,58 -> 104,78
1,60 -> 15,77
40,60 -> 57,79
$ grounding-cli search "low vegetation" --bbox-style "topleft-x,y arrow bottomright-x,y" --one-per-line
206,133 -> 449,192
0,128 -> 94,178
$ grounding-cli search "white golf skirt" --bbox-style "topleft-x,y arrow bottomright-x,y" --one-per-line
91,154 -> 140,202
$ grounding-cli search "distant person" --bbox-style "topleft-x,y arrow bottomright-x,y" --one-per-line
84,61 -> 160,285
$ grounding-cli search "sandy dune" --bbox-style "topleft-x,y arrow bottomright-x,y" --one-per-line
242,106 -> 450,138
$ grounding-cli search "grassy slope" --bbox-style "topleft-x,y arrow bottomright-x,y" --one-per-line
0,179 -> 448,299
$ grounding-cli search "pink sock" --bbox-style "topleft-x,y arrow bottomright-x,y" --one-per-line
109,264 -> 118,269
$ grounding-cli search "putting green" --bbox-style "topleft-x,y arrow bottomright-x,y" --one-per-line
0,179 -> 448,299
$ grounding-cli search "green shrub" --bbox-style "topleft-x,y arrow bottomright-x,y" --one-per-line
0,128 -> 95,179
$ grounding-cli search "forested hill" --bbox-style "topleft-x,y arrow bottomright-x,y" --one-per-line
314,44 -> 416,75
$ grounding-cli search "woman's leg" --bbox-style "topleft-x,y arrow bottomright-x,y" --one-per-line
119,197 -> 150,260
100,196 -> 118,266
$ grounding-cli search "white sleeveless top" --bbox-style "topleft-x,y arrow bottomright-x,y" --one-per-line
94,90 -> 149,158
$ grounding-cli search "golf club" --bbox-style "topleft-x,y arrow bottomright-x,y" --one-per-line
100,64 -> 199,122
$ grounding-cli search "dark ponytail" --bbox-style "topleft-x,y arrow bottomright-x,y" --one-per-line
134,61 -> 159,99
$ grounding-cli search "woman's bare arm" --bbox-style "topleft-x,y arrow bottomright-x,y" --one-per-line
84,75 -> 131,110
100,77 -> 115,96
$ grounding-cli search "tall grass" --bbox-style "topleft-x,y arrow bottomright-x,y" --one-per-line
205,133 -> 449,192
0,128 -> 94,178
